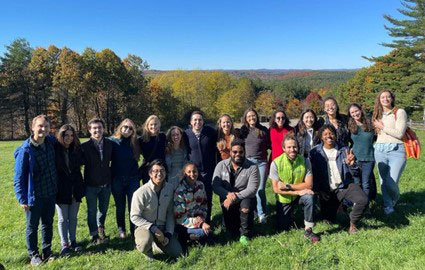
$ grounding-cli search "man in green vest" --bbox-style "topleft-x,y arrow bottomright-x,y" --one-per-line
269,134 -> 320,243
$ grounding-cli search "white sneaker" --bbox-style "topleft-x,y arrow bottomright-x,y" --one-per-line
259,215 -> 267,224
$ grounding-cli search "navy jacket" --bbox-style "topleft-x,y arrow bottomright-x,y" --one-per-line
184,126 -> 217,175
309,143 -> 359,193
14,135 -> 57,206
110,136 -> 140,180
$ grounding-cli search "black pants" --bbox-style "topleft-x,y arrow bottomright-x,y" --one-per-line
320,183 -> 368,224
276,194 -> 315,231
222,198 -> 256,237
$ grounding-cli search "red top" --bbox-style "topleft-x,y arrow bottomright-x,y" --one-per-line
269,126 -> 294,163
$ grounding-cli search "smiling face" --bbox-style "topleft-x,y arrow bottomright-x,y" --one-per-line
379,91 -> 393,109
283,139 -> 298,160
246,111 -> 257,127
302,112 -> 315,129
321,128 -> 336,149
349,106 -> 362,122
191,113 -> 204,132
149,164 -> 166,187
63,130 -> 74,148
148,118 -> 160,136
89,122 -> 104,141
324,99 -> 338,117
32,118 -> 50,141
120,121 -> 134,138
220,115 -> 232,134
230,145 -> 245,166
275,112 -> 285,128
171,128 -> 182,145
184,164 -> 198,185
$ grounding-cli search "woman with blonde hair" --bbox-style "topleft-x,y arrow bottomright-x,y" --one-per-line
165,126 -> 188,189
372,90 -> 407,215
216,114 -> 239,161
139,115 -> 167,184
55,124 -> 84,255
110,118 -> 140,239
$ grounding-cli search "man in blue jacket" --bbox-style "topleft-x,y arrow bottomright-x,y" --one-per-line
14,115 -> 58,266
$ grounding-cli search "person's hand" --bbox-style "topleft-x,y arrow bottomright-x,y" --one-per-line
374,120 -> 384,130
226,192 -> 237,202
194,216 -> 204,227
297,189 -> 314,196
278,181 -> 286,190
345,149 -> 355,166
154,229 -> 165,243
223,198 -> 233,210
161,236 -> 169,246
202,222 -> 211,235
20,204 -> 29,211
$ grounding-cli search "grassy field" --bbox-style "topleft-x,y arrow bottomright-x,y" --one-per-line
1,131 -> 424,270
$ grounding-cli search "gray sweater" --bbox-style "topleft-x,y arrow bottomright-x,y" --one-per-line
130,180 -> 175,234
212,158 -> 259,201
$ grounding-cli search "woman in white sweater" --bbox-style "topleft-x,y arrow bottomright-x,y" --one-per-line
372,90 -> 407,215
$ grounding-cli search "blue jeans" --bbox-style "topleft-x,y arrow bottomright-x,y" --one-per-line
248,158 -> 267,218
26,196 -> 56,256
276,194 -> 315,231
354,161 -> 375,199
111,176 -> 140,236
375,144 -> 406,210
86,186 -> 111,236
56,199 -> 80,246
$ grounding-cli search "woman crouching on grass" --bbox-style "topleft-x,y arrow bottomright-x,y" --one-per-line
55,124 -> 84,256
174,162 -> 212,254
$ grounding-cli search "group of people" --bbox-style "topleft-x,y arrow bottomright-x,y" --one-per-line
14,89 -> 409,265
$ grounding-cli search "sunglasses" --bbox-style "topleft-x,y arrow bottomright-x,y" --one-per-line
276,117 -> 285,120
122,125 -> 133,130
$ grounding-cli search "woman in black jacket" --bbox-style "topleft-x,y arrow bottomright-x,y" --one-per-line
55,124 -> 85,256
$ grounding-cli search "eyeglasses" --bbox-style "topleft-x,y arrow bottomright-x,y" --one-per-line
122,125 -> 133,130
231,150 -> 244,154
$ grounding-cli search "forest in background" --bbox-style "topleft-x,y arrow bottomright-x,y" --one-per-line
0,0 -> 424,140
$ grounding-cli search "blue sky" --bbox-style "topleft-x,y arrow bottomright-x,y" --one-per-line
0,0 -> 404,70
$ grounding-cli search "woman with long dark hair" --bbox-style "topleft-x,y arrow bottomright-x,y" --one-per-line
318,97 -> 351,147
372,90 -> 407,215
239,108 -> 270,224
269,109 -> 294,162
55,124 -> 84,255
165,126 -> 188,189
348,104 -> 376,202
139,115 -> 167,184
294,109 -> 320,158
110,118 -> 141,239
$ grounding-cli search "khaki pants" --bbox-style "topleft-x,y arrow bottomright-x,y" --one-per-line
134,226 -> 182,258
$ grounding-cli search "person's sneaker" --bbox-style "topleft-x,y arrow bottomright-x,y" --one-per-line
70,241 -> 82,252
258,215 -> 267,224
30,254 -> 43,267
42,251 -> 55,263
119,231 -> 127,239
91,234 -> 103,245
98,226 -> 108,241
304,228 -> 320,243
348,223 -> 359,235
60,246 -> 71,257
384,206 -> 395,215
239,235 -> 250,245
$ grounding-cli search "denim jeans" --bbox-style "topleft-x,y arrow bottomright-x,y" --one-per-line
375,144 -> 406,210
111,176 -> 140,236
86,186 -> 111,236
56,199 -> 80,246
276,194 -> 315,231
354,161 -> 375,199
247,158 -> 267,218
25,196 -> 56,256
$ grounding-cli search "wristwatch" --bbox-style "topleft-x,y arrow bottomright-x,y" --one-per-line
285,184 -> 293,191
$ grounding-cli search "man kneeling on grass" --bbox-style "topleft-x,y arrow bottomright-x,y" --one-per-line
212,139 -> 259,245
130,159 -> 182,260
269,134 -> 320,243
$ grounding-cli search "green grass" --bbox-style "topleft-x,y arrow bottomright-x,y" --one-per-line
1,131 -> 425,270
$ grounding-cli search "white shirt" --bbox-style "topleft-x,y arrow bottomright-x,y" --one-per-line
323,147 -> 342,190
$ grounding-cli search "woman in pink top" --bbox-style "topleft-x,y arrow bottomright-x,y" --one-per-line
269,109 -> 294,163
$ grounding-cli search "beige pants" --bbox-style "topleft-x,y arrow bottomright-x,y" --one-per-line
134,226 -> 182,258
